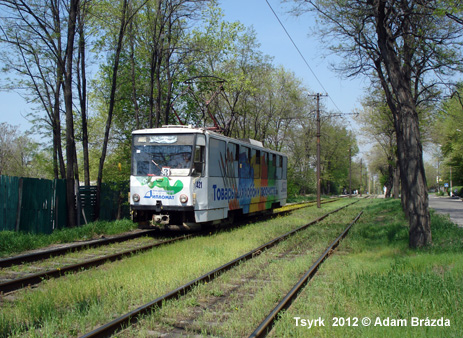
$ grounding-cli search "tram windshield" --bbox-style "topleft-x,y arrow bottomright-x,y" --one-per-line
132,134 -> 194,176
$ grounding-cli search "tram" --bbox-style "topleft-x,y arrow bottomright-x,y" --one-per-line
130,125 -> 287,227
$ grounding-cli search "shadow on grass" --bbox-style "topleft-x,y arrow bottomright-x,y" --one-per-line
353,199 -> 409,248
0,219 -> 136,257
425,210 -> 463,253
353,199 -> 463,253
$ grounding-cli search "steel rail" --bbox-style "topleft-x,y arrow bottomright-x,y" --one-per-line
274,197 -> 340,213
0,198 -> 338,269
0,230 -> 158,268
0,199 -> 340,294
248,210 -> 364,338
79,200 -> 359,338
0,235 -> 191,293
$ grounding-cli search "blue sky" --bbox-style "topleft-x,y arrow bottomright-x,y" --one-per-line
0,0 -> 366,138
220,0 -> 367,119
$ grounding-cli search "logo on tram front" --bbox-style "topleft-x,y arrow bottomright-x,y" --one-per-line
137,176 -> 184,195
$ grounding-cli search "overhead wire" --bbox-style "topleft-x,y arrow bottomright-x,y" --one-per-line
264,0 -> 346,116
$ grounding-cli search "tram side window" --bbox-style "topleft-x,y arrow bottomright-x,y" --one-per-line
276,155 -> 282,179
194,147 -> 204,175
227,142 -> 239,178
209,138 -> 226,177
269,153 -> 276,180
283,156 -> 288,180
261,152 -> 268,179
193,134 -> 206,176
252,149 -> 261,179
239,146 -> 252,178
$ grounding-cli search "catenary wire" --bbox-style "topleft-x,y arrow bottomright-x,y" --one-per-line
264,0 -> 345,115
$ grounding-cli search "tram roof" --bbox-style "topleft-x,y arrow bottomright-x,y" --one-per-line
132,125 -> 286,156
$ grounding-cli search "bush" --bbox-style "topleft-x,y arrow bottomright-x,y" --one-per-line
452,186 -> 463,197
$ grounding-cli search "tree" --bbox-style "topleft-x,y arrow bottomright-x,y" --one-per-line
0,0 -> 85,227
319,120 -> 357,195
291,0 -> 463,247
0,123 -> 45,177
432,84 -> 463,186
0,0 -> 68,179
137,0 -> 209,128
63,0 -> 80,227
76,0 -> 91,186
181,3 -> 257,133
93,0 -> 133,220
356,88 -> 398,198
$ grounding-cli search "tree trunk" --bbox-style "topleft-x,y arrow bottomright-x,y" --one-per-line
384,178 -> 392,198
52,0 -> 66,180
129,21 -> 140,130
375,0 -> 431,247
384,156 -> 394,198
95,0 -> 128,219
77,6 -> 90,186
401,106 -> 431,247
393,163 -> 400,199
64,0 -> 79,228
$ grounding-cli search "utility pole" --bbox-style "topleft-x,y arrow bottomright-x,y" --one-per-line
307,94 -> 355,206
368,172 -> 371,196
437,158 -> 440,193
309,93 -> 326,208
359,158 -> 362,197
450,166 -> 453,196
349,147 -> 352,198
316,94 -> 321,208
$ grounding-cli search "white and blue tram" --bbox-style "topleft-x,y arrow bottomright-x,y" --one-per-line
130,125 -> 287,227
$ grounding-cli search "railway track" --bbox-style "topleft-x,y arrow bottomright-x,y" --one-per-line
248,210 -> 364,337
78,199 -> 360,338
0,229 -> 159,268
0,234 -> 192,294
0,199 -> 340,294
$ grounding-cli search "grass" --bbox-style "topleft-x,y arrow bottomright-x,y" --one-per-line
121,201 -> 367,337
0,196 -> 335,257
286,194 -> 332,204
271,199 -> 463,338
0,219 -> 138,257
4,198 -> 458,338
0,199 -> 356,338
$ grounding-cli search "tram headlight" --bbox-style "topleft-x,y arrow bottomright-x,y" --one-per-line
132,193 -> 140,203
180,194 -> 188,203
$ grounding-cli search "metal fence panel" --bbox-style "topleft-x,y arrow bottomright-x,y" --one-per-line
101,181 -> 130,221
0,175 -> 19,231
19,177 -> 53,234
53,179 -> 68,230
1,175 -> 128,234
79,186 -> 97,224
0,176 -> 67,234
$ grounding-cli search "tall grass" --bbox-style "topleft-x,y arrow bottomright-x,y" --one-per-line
0,219 -> 137,257
272,199 -> 463,338
119,201 -> 367,337
0,200 -> 357,337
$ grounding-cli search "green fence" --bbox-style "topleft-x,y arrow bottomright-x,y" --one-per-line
1,176 -> 129,234
79,182 -> 130,223
0,176 -> 67,234
100,181 -> 130,221
79,185 -> 97,224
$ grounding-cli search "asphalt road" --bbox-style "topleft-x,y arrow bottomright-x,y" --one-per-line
429,194 -> 463,227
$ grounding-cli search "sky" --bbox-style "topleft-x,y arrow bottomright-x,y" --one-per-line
0,0 -> 367,147
219,0 -> 367,121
